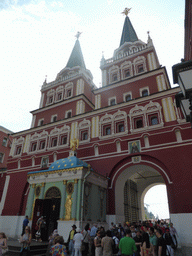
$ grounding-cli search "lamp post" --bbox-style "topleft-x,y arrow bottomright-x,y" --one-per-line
172,60 -> 192,126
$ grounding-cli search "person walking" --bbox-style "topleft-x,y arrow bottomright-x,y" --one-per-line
119,229 -> 137,256
90,223 -> 97,256
156,229 -> 166,256
22,216 -> 29,236
101,230 -> 113,256
68,225 -> 77,256
19,226 -> 32,256
73,228 -> 84,256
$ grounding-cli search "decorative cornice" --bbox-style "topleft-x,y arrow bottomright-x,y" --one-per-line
28,166 -> 83,178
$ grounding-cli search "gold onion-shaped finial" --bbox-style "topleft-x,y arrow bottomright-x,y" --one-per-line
121,7 -> 132,16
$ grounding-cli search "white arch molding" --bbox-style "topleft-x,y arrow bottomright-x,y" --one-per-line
109,159 -> 173,189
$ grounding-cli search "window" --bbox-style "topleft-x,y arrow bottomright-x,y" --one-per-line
67,111 -> 71,118
39,140 -> 46,150
49,96 -> 53,103
138,64 -> 144,73
82,132 -> 88,141
151,116 -> 159,125
105,126 -> 111,135
0,153 -> 4,163
38,119 -> 44,126
136,119 -> 143,129
16,146 -> 22,155
57,92 -> 62,101
41,156 -> 49,168
117,123 -> 124,133
2,137 -> 8,147
110,99 -> 116,106
67,89 -> 72,97
142,89 -> 149,97
125,94 -> 131,102
51,138 -> 57,147
112,74 -> 117,82
51,115 -> 57,122
124,69 -> 131,78
60,136 -> 67,145
31,142 -> 37,152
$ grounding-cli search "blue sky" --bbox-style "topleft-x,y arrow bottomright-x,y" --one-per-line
1,0 -> 184,133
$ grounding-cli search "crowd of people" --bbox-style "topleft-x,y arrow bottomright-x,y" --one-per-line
1,216 -> 179,256
46,220 -> 178,256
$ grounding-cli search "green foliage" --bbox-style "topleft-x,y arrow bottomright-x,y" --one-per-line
144,206 -> 156,220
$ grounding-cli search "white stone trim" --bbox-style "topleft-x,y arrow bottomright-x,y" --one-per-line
0,175 -> 10,215
30,115 -> 36,128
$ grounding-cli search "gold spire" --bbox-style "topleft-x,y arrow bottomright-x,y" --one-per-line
121,7 -> 132,16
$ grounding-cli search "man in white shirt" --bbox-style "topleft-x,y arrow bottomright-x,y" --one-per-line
73,228 -> 84,256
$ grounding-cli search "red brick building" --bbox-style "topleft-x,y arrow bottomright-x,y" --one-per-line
0,126 -> 12,209
0,13 -> 192,246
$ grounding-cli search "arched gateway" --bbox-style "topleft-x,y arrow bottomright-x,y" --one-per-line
107,155 -> 172,225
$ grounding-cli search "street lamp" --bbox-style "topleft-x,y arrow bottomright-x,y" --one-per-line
172,60 -> 192,125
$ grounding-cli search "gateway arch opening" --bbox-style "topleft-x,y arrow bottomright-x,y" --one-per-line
144,184 -> 169,220
115,164 -> 169,224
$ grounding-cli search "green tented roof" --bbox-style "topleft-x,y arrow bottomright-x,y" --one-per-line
120,16 -> 138,46
66,39 -> 86,69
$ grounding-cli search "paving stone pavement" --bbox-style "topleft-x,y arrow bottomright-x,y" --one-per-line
175,246 -> 192,256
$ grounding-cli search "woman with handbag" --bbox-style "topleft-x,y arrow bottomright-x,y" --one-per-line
19,226 -> 32,256
0,232 -> 8,256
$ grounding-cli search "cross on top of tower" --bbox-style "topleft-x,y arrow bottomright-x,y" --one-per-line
121,7 -> 132,16
75,31 -> 82,40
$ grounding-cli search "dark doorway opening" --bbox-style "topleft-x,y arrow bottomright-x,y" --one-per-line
32,198 -> 61,240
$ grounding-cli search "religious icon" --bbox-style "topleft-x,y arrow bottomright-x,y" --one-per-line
129,140 -> 140,154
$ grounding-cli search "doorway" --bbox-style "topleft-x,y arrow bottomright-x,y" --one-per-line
32,187 -> 61,239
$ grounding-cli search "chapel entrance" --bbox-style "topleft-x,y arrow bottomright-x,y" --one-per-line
115,163 -> 169,224
32,186 -> 61,239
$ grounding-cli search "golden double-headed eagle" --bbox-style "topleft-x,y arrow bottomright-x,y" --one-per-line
121,7 -> 132,16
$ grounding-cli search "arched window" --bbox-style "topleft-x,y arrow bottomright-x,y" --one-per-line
113,110 -> 128,135
120,61 -> 133,80
46,89 -> 55,105
109,65 -> 119,84
79,119 -> 91,143
65,82 -> 73,99
133,56 -> 147,75
99,114 -> 113,138
142,89 -> 149,97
